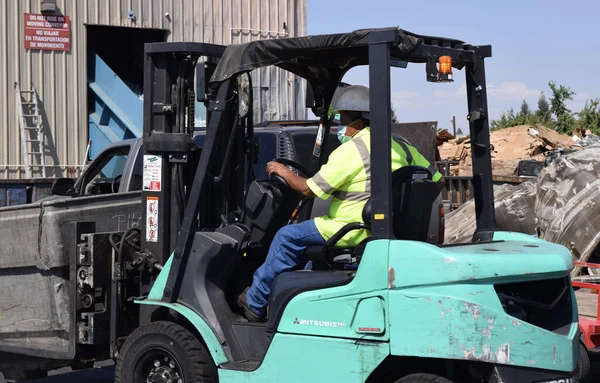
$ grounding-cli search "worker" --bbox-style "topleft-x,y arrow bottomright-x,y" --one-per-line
237,85 -> 445,322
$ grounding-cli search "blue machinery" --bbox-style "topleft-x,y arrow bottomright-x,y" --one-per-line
87,53 -> 143,160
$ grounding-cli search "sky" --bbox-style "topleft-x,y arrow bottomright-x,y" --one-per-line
306,0 -> 600,133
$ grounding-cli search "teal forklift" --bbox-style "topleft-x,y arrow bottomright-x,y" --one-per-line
104,28 -> 579,382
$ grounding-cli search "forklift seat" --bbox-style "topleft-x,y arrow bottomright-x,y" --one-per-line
265,166 -> 438,333
306,165 -> 438,269
266,270 -> 355,334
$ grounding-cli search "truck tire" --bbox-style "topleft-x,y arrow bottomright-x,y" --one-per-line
395,373 -> 454,383
579,342 -> 591,382
115,321 -> 218,383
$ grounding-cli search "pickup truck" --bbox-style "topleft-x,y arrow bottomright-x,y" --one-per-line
0,121 -> 443,378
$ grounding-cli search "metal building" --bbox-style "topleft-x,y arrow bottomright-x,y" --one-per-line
0,0 -> 307,181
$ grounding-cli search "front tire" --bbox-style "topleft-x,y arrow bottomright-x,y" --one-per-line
579,342 -> 591,382
115,321 -> 218,383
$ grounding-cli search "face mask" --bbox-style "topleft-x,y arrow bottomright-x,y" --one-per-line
337,125 -> 351,144
337,120 -> 358,144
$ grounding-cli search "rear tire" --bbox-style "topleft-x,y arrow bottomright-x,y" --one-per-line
115,321 -> 218,383
579,342 -> 591,382
395,373 -> 454,383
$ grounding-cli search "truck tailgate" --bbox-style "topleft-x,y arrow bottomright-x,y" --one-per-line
0,192 -> 141,358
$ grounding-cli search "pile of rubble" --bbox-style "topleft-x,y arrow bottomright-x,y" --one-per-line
437,125 -> 575,177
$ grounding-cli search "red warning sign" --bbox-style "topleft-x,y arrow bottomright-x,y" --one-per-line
24,13 -> 71,52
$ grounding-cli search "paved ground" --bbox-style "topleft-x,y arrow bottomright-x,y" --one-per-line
0,356 -> 597,382
0,361 -> 115,383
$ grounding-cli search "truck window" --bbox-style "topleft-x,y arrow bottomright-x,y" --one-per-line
290,131 -> 340,168
129,147 -> 144,191
81,146 -> 130,195
254,134 -> 277,179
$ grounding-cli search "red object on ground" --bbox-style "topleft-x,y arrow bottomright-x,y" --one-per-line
573,261 -> 600,350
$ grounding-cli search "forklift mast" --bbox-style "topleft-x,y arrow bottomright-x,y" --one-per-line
140,43 -> 228,292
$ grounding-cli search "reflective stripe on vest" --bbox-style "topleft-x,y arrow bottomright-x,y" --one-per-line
331,135 -> 435,202
333,136 -> 371,202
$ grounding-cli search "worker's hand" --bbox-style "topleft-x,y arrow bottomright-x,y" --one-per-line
266,161 -> 289,177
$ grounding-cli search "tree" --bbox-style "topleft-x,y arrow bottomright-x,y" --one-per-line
390,104 -> 398,123
456,128 -> 464,135
548,81 -> 576,134
577,99 -> 600,135
491,108 -> 518,130
491,107 -> 539,131
519,99 -> 531,117
536,92 -> 551,124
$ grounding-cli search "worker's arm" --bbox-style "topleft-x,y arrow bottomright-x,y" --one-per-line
266,162 -> 315,198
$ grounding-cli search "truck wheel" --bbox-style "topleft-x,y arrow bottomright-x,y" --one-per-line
115,321 -> 217,383
579,342 -> 591,382
395,373 -> 454,383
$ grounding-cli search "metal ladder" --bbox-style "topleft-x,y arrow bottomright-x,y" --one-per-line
15,82 -> 46,178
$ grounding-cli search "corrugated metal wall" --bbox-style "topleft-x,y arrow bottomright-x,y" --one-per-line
0,0 -> 307,179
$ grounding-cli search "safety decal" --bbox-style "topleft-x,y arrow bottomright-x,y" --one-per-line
146,196 -> 159,242
143,155 -> 162,191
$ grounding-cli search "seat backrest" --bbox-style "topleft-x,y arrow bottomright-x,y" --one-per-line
391,165 -> 438,241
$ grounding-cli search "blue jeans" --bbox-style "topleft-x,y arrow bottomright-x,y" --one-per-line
246,220 -> 325,316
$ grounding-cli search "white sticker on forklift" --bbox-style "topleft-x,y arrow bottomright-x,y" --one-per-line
293,318 -> 346,328
143,155 -> 162,191
146,197 -> 159,242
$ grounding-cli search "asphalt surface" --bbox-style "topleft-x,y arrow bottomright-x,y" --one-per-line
0,356 -> 598,382
0,361 -> 115,383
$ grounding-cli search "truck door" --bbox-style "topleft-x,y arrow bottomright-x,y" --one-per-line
77,144 -> 132,195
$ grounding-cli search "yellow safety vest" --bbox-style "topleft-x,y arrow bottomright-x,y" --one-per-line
306,127 -> 442,247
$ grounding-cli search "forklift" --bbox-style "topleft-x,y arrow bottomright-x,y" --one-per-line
94,28 -> 580,382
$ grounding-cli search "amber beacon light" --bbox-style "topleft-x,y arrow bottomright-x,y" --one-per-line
439,55 -> 453,76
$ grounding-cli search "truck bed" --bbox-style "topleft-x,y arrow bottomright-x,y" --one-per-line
0,191 -> 141,359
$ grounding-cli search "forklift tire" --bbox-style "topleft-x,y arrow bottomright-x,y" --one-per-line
115,321 -> 218,383
579,342 -> 591,382
395,373 -> 454,383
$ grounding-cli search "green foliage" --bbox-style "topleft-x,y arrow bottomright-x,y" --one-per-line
490,105 -> 540,131
536,92 -> 551,124
490,83 -> 598,136
519,100 -> 531,117
391,104 -> 398,123
548,81 -> 575,134
577,99 -> 600,135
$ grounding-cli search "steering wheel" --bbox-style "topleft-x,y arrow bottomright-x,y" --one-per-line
111,174 -> 123,193
270,158 -> 315,188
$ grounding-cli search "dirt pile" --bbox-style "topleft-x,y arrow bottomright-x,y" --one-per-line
437,125 -> 575,177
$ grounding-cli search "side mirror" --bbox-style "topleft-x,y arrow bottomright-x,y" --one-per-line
237,73 -> 251,118
51,178 -> 75,196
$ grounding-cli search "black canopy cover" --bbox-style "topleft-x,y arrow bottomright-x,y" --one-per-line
209,27 -> 471,111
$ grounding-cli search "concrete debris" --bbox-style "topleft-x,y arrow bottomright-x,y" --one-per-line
445,145 -> 600,277
437,125 -> 575,177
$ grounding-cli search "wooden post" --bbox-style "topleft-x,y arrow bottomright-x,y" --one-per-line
451,115 -> 456,136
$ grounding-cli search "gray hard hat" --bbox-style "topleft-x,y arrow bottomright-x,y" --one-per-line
331,85 -> 370,119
